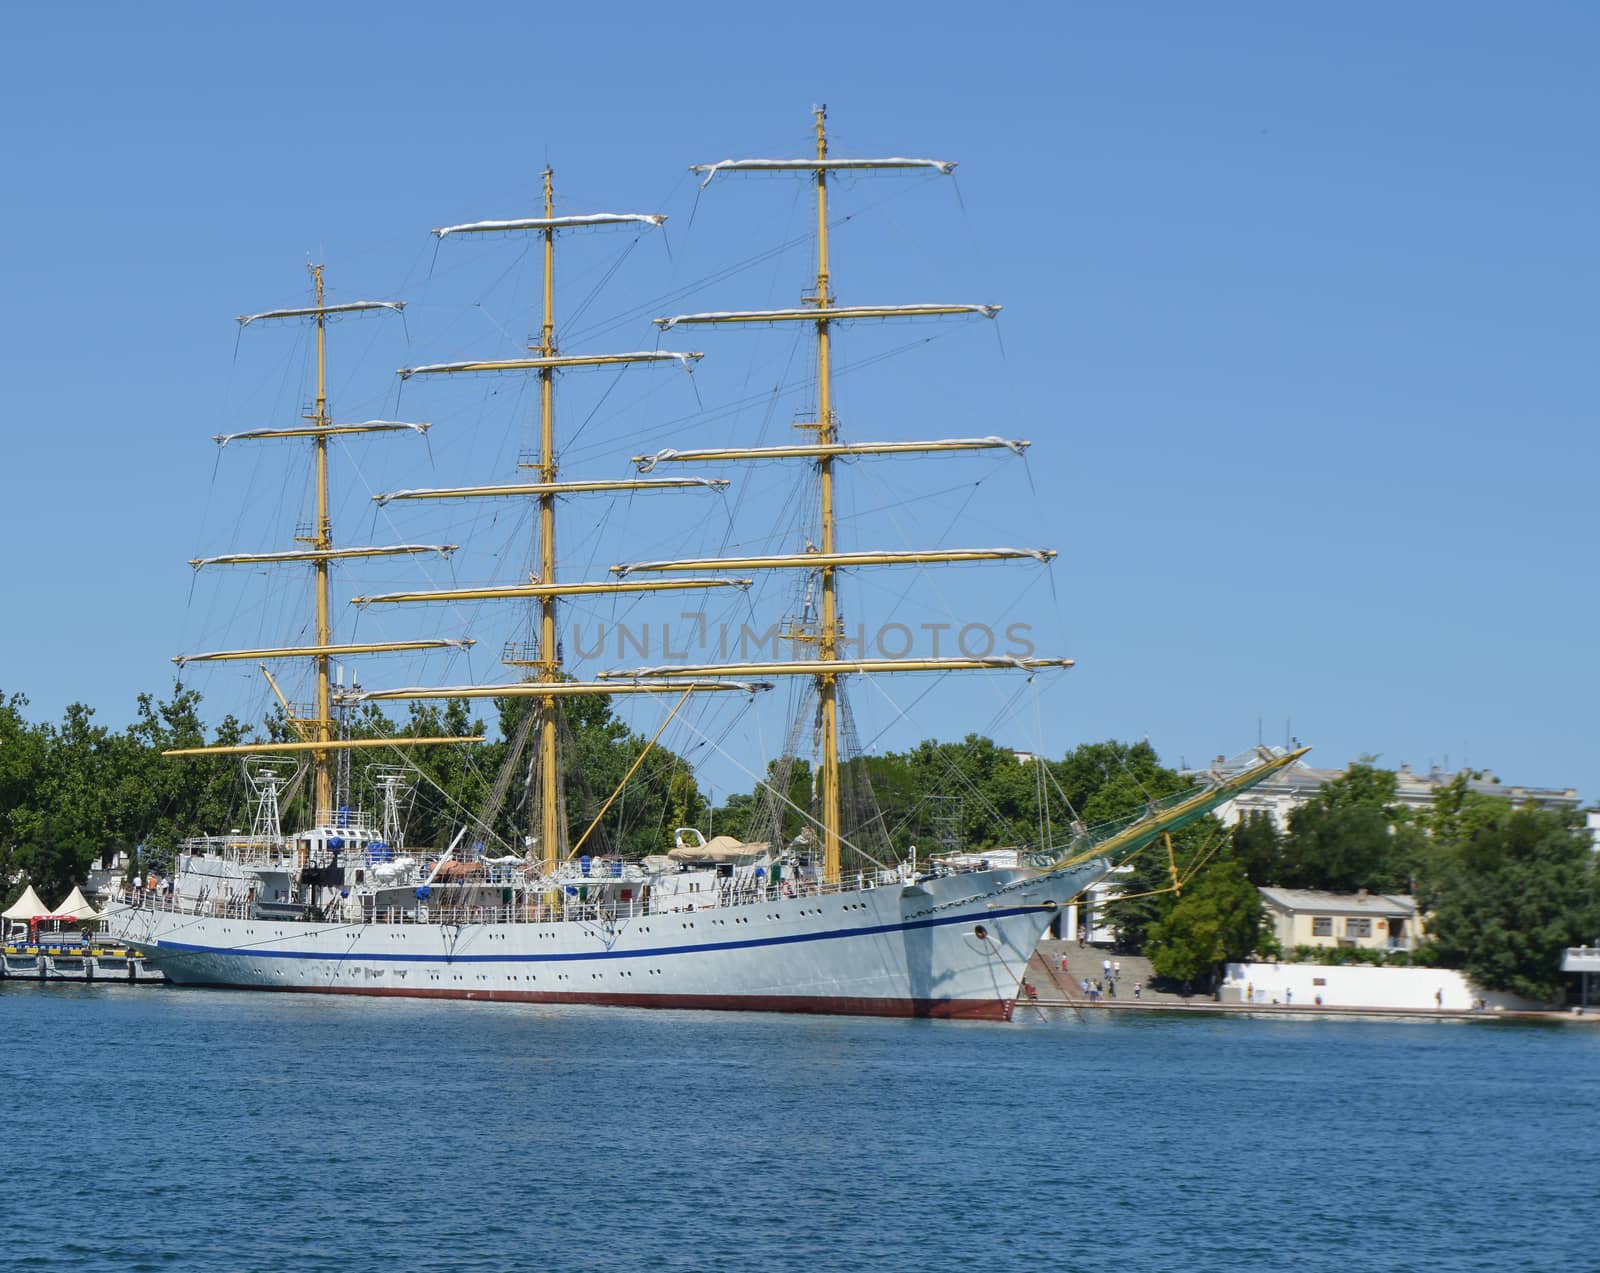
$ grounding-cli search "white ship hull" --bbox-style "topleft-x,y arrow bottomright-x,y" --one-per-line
104,860 -> 1106,1021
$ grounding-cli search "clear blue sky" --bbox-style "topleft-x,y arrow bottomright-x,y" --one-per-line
2,2 -> 1595,803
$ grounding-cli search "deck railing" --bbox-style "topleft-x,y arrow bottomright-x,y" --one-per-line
118,863 -> 921,928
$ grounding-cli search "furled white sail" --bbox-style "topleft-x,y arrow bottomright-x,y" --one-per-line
237,301 -> 404,326
190,545 -> 456,569
611,547 -> 1057,576
655,304 -> 999,330
433,213 -> 666,238
373,477 -> 729,505
632,438 -> 1028,471
398,351 -> 701,379
692,158 -> 955,187
350,679 -> 771,702
602,655 -> 1073,679
173,638 -> 474,667
215,421 -> 431,447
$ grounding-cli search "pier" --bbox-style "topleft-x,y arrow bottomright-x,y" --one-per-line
0,945 -> 167,985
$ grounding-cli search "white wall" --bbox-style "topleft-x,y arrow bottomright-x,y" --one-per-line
1222,961 -> 1547,1012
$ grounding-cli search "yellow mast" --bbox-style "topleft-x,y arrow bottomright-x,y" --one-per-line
309,265 -> 335,818
812,107 -> 843,884
537,168 -> 561,874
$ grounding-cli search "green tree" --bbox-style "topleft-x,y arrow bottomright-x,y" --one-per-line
1414,774 -> 1503,910
123,688 -> 251,858
14,814 -> 101,907
398,698 -> 491,850
19,703 -> 120,898
716,758 -> 813,847
1426,801 -> 1599,1002
1229,812 -> 1283,885
5,701 -> 129,900
555,692 -> 706,859
1051,740 -> 1171,818
2,687 -> 260,902
708,787 -> 759,843
1278,763 -> 1421,892
710,735 -> 1186,867
1146,859 -> 1278,985
0,691 -> 47,904
899,734 -> 1044,849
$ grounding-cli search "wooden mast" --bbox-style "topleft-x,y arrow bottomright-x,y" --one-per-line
536,168 -> 562,874
310,264 -> 334,819
812,106 -> 843,884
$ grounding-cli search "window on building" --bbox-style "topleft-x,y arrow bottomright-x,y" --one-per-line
1311,917 -> 1333,937
1345,917 -> 1372,938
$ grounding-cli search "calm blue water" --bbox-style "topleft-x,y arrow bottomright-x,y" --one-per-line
3,984 -> 1595,1272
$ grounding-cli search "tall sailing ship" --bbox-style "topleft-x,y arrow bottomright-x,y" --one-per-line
108,111 -> 1303,1019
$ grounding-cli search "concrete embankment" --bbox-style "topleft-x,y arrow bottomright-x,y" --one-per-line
1022,941 -> 1593,1025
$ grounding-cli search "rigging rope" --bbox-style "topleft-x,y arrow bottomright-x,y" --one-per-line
669,699 -> 881,867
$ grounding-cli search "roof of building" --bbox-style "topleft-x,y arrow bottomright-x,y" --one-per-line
1188,748 -> 1578,809
1258,887 -> 1417,917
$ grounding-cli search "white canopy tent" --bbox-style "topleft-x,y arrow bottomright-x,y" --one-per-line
2,885 -> 50,921
53,887 -> 103,922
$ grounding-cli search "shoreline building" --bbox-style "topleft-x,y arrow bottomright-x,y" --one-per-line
1258,886 -> 1421,954
1191,748 -> 1581,833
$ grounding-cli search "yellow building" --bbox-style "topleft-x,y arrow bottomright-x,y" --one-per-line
1258,887 -> 1421,953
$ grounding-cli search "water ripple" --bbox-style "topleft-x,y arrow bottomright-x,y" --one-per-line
2,984 -> 1594,1271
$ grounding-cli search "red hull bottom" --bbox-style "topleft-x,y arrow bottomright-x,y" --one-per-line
178,981 -> 1016,1022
